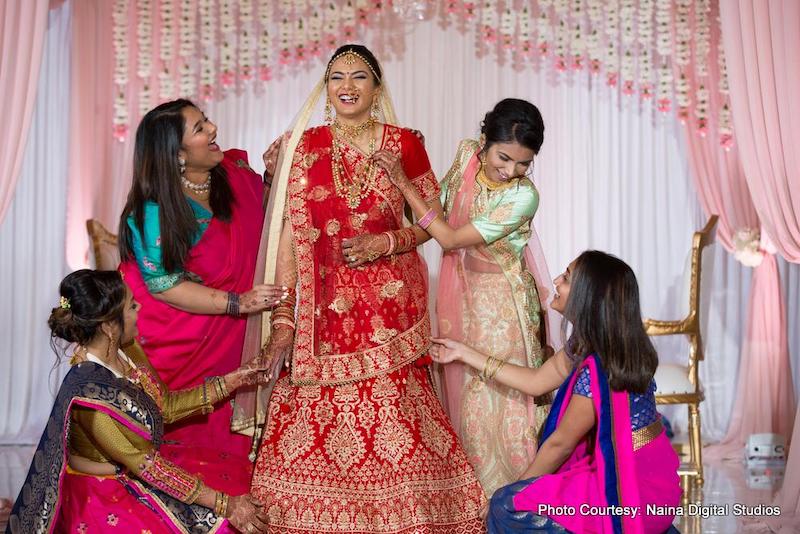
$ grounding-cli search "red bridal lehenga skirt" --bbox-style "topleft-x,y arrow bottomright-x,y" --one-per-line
250,362 -> 487,533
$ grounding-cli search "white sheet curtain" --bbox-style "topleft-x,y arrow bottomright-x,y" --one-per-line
0,1 -> 71,444
1,12 -> 798,448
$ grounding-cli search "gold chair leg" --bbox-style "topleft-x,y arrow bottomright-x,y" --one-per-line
688,402 -> 704,487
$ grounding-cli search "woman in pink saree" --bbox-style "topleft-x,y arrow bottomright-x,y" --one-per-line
118,99 -> 285,495
434,251 -> 682,533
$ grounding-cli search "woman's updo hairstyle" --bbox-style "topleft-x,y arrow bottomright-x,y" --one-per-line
325,44 -> 382,85
481,98 -> 545,154
48,270 -> 127,347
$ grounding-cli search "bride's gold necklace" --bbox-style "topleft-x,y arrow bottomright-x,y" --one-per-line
330,118 -> 378,210
333,117 -> 376,141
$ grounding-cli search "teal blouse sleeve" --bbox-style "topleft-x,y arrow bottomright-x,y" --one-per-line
127,199 -> 212,293
471,182 -> 539,245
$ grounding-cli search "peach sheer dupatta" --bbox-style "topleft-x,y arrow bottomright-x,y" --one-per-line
436,145 -> 562,434
230,75 -> 401,456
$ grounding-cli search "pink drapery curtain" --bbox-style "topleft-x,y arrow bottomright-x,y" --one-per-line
65,0 -> 116,268
718,0 -> 800,524
0,0 -> 49,224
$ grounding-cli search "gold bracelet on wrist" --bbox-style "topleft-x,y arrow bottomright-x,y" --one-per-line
216,376 -> 229,399
214,491 -> 229,517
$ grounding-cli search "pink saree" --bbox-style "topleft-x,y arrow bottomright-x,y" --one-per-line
488,355 -> 682,534
119,149 -> 264,495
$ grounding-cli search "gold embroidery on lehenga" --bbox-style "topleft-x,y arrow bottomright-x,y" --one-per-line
326,219 -> 341,236
280,406 -> 314,464
351,212 -> 368,229
309,185 -> 330,202
370,327 -> 398,345
328,295 -> 353,315
303,151 -> 319,169
379,280 -> 404,299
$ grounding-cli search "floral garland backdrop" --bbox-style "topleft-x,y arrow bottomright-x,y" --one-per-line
111,0 -> 732,149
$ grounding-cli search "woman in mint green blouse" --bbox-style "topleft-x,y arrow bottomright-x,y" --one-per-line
378,98 -> 557,496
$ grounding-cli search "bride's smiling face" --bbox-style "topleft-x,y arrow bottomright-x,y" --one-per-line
326,54 -> 380,123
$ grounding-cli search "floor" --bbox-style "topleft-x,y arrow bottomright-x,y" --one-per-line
0,444 -> 790,532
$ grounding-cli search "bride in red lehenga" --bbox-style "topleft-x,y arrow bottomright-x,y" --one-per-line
240,44 -> 486,533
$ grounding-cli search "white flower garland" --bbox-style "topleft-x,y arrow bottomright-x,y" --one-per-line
257,0 -> 273,80
694,0 -> 711,136
341,0 -> 356,41
178,0 -> 197,98
518,5 -> 533,58
500,8 -> 515,50
307,8 -> 323,57
619,0 -> 636,94
219,0 -> 236,86
655,0 -> 672,112
674,0 -> 692,122
537,0 -> 553,55
586,0 -> 603,73
158,0 -> 176,100
569,0 -> 584,70
293,0 -> 307,62
136,0 -> 153,117
553,0 -> 569,70
637,0 -> 653,98
238,0 -> 255,80
323,2 -> 340,49
198,0 -> 216,100
112,0 -> 130,141
481,0 -> 498,44
604,0 -> 619,86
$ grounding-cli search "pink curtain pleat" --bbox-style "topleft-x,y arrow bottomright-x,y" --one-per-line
64,0 -> 115,267
717,0 -> 800,523
0,0 -> 49,224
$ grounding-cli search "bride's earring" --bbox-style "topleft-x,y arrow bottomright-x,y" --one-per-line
324,98 -> 333,124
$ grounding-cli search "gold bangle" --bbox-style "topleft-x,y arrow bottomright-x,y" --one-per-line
216,376 -> 229,399
481,355 -> 505,382
214,491 -> 224,516
488,357 -> 506,380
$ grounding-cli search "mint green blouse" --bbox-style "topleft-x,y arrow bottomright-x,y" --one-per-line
126,198 -> 212,293
440,175 -> 539,257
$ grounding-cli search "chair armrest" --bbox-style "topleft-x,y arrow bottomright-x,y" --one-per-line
643,318 -> 690,336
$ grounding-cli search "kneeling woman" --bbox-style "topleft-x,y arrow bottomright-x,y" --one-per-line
6,270 -> 269,534
434,251 -> 681,533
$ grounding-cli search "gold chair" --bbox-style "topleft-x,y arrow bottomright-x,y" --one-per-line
86,219 -> 120,270
644,214 -> 718,495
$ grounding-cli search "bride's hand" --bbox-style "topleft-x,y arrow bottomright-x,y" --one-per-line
259,326 -> 294,371
342,233 -> 390,268
372,150 -> 411,190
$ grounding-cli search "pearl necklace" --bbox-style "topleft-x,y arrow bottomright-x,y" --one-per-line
181,174 -> 211,194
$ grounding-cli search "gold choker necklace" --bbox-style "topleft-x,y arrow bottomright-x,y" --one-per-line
476,167 -> 513,191
333,117 -> 376,142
